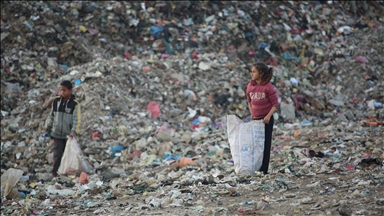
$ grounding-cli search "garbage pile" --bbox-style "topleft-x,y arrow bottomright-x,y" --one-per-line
1,1 -> 383,215
1,1 -> 383,121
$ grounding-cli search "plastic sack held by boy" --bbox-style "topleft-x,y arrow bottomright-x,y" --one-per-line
45,80 -> 81,177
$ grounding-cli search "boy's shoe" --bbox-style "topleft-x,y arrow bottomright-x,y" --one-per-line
52,172 -> 58,178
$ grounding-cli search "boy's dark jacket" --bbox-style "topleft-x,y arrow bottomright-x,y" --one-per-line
46,94 -> 81,139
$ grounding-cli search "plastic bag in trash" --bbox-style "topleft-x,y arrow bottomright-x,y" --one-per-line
1,168 -> 24,197
78,172 -> 89,184
147,101 -> 161,118
150,25 -> 164,38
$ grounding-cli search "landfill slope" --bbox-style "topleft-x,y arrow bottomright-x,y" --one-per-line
1,1 -> 384,215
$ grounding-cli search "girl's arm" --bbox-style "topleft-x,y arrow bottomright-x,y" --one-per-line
266,107 -> 277,118
246,85 -> 252,117
248,102 -> 252,117
264,85 -> 279,123
263,106 -> 277,124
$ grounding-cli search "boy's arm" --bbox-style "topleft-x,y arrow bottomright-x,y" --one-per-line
71,103 -> 81,135
46,101 -> 55,131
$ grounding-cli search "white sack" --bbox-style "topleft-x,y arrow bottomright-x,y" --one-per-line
227,115 -> 265,176
58,137 -> 90,175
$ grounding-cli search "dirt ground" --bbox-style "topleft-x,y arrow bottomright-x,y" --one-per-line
3,131 -> 382,216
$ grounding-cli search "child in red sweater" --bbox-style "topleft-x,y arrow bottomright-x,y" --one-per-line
246,63 -> 279,174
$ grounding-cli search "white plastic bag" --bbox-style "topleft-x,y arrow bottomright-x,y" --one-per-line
1,168 -> 23,197
227,115 -> 265,176
58,137 -> 90,175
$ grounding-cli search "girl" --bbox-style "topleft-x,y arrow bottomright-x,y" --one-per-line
246,63 -> 279,174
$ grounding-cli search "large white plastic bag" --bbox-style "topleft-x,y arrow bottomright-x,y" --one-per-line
58,137 -> 90,175
1,168 -> 23,197
227,115 -> 265,176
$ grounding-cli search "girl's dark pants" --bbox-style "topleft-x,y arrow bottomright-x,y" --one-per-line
52,138 -> 67,176
254,116 -> 274,174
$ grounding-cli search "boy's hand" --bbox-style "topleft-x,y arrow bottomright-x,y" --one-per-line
69,132 -> 77,138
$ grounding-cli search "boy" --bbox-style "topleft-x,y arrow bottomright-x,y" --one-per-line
45,80 -> 81,177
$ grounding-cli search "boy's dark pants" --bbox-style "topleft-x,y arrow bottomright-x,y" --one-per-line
254,116 -> 274,174
52,138 -> 67,176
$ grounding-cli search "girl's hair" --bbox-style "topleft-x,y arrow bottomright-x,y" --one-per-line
60,80 -> 73,90
253,63 -> 273,85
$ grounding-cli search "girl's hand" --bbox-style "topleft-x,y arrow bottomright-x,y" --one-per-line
263,115 -> 271,124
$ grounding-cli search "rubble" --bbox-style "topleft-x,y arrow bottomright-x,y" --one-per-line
1,1 -> 384,215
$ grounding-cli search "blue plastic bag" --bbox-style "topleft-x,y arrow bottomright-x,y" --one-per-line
150,25 -> 164,38
110,145 -> 125,158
